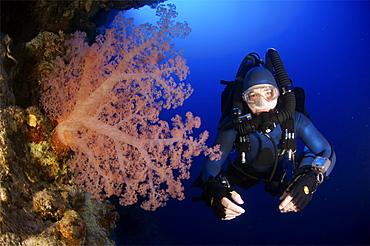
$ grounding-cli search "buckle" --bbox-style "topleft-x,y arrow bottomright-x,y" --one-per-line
281,85 -> 294,95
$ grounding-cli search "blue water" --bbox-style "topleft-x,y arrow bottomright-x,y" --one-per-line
109,1 -> 370,245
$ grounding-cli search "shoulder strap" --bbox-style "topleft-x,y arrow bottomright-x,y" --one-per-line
294,87 -> 310,119
232,77 -> 244,110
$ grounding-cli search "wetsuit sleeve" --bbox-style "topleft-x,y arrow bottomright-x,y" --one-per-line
295,113 -> 336,175
202,127 -> 237,183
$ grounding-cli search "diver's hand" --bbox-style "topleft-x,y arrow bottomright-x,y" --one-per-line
220,191 -> 245,220
279,171 -> 319,213
204,179 -> 245,220
279,192 -> 298,213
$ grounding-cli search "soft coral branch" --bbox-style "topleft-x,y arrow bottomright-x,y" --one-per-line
41,4 -> 220,211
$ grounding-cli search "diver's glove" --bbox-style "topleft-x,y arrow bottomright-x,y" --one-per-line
286,168 -> 324,211
204,177 -> 245,220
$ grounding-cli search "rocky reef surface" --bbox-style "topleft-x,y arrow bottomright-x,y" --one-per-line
0,1 -> 163,245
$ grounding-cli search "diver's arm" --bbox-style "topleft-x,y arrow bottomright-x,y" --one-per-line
280,114 -> 336,213
295,113 -> 336,175
299,145 -> 336,175
202,127 -> 237,183
200,127 -> 244,220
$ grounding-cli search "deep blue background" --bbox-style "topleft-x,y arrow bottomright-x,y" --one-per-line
110,1 -> 370,245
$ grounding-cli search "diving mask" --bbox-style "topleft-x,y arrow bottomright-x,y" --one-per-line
242,84 -> 279,114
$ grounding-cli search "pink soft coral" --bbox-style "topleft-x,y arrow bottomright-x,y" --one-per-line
40,4 -> 220,211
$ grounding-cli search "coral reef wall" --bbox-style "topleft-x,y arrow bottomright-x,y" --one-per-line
1,0 -> 165,45
0,0 -> 164,245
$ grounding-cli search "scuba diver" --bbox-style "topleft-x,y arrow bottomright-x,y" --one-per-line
193,48 -> 336,220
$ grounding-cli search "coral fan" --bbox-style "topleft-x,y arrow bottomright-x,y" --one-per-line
40,4 -> 220,211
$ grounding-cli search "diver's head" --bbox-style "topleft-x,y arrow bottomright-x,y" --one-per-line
243,67 -> 279,115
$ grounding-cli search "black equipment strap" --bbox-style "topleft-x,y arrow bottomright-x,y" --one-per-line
232,77 -> 244,112
281,118 -> 297,152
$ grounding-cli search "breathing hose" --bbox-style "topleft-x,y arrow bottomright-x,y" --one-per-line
264,132 -> 279,183
266,48 -> 296,123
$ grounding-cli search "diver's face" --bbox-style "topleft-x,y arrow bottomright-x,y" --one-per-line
242,84 -> 279,115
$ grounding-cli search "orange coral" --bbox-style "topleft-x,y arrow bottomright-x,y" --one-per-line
40,4 -> 220,211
